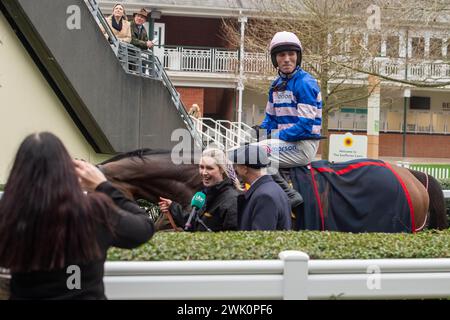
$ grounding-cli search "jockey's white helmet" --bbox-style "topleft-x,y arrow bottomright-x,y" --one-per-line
269,31 -> 303,68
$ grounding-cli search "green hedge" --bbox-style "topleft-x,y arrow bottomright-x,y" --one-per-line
440,179 -> 450,190
107,229 -> 450,261
439,179 -> 450,220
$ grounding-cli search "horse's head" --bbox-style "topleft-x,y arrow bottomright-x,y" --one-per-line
98,149 -> 202,208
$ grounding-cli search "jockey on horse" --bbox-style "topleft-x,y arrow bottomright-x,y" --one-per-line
246,31 -> 447,233
251,31 -> 322,209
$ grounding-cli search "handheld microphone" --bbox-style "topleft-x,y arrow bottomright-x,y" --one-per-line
184,191 -> 206,231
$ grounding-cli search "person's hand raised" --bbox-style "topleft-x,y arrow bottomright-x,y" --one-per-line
74,159 -> 107,192
158,197 -> 172,214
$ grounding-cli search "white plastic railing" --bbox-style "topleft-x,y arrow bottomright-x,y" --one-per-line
2,250 -> 450,299
410,166 -> 450,180
396,162 -> 450,180
103,251 -> 450,300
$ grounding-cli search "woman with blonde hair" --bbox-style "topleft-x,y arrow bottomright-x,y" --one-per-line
158,148 -> 242,232
102,3 -> 131,43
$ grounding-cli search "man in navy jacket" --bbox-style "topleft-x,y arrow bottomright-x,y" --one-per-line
229,145 -> 291,231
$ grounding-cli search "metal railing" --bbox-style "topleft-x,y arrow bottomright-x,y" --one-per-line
188,117 -> 256,151
85,0 -> 203,149
329,110 -> 450,134
189,117 -> 256,151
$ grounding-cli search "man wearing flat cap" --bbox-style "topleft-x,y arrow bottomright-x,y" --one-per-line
229,145 -> 291,231
130,8 -> 154,50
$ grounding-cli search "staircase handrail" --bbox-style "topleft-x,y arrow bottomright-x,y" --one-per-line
84,0 -> 203,148
190,117 -> 239,150
216,120 -> 255,144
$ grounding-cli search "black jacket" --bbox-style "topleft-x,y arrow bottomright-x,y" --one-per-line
9,182 -> 155,300
170,179 -> 240,232
238,175 -> 291,231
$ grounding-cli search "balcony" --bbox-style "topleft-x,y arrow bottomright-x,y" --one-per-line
157,46 -> 450,84
329,109 -> 450,134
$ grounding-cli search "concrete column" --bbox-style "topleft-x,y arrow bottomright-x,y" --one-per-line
367,75 -> 381,158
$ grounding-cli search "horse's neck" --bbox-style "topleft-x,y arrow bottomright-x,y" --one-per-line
104,160 -> 201,206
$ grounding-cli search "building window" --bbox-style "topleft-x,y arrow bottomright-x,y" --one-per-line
386,36 -> 399,57
350,34 -> 363,54
368,34 -> 381,56
429,38 -> 443,59
410,96 -> 430,110
332,33 -> 346,55
411,37 -> 425,58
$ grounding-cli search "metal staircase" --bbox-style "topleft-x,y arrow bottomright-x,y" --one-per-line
86,0 -> 204,149
86,0 -> 255,151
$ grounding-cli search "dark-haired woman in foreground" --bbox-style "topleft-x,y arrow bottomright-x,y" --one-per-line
0,132 -> 154,299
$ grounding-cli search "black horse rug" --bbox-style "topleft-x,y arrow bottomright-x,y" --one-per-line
290,159 -> 415,233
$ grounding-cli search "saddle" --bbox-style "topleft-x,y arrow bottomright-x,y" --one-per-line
290,159 -> 414,233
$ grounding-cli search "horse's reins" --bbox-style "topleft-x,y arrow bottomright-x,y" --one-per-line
166,210 -> 182,231
415,172 -> 430,232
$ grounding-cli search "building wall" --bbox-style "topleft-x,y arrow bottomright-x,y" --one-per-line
242,88 -> 268,126
158,16 -> 228,48
178,87 -> 235,121
0,12 -> 108,184
379,133 -> 450,158
382,88 -> 450,113
177,87 -> 205,115
204,88 -> 234,120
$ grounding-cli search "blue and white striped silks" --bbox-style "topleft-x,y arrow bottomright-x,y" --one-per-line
261,66 -> 322,142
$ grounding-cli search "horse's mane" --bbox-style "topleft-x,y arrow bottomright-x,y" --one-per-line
99,148 -> 171,165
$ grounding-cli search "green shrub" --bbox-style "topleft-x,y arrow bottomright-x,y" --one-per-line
107,229 -> 450,261
440,179 -> 450,190
438,179 -> 450,220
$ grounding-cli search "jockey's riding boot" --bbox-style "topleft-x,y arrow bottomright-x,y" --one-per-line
271,171 -> 304,209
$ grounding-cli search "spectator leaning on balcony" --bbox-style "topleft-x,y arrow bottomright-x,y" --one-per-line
130,8 -> 154,50
254,31 -> 322,168
102,3 -> 131,43
0,132 -> 154,299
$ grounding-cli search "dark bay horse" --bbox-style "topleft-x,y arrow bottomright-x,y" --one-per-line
98,149 -> 448,232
